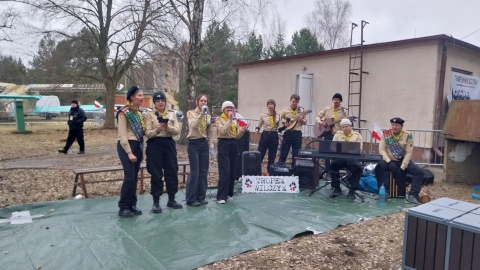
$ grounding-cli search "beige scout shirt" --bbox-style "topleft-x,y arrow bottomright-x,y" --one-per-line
117,108 -> 143,153
379,129 -> 414,170
256,111 -> 280,132
333,131 -> 363,152
215,115 -> 246,139
186,108 -> 214,148
316,105 -> 348,133
279,106 -> 307,132
144,110 -> 180,139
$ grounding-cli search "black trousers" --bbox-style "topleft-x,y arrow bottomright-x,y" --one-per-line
146,137 -> 179,200
330,159 -> 362,190
375,160 -> 424,196
279,130 -> 302,164
258,131 -> 279,173
118,140 -> 143,209
235,130 -> 250,179
217,139 -> 238,201
64,129 -> 85,152
186,138 -> 209,204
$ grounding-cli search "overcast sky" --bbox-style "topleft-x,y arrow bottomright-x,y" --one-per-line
2,0 -> 480,64
277,0 -> 480,46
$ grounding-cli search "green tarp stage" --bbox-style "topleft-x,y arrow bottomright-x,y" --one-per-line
0,187 -> 408,269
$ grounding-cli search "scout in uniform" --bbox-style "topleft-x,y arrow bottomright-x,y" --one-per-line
316,93 -> 349,137
375,117 -> 424,205
215,101 -> 248,204
117,86 -> 145,218
329,119 -> 363,199
316,93 -> 348,174
185,94 -> 215,207
278,94 -> 307,164
145,91 -> 182,213
255,99 -> 280,173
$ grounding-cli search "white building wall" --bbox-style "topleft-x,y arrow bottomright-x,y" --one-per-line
238,42 -> 440,133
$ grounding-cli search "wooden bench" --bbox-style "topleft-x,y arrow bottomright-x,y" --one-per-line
72,161 -> 190,198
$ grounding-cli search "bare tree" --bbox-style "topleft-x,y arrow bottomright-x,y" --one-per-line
166,0 -> 274,142
306,0 -> 352,50
18,0 -> 170,128
262,12 -> 286,50
0,3 -> 18,42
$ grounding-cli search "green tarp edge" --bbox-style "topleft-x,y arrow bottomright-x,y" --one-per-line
0,188 -> 408,270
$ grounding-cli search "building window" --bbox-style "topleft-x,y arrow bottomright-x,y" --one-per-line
452,67 -> 472,75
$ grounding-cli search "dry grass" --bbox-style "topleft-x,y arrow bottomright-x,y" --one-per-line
0,128 -> 477,270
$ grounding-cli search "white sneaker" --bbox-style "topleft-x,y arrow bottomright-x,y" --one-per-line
227,196 -> 233,201
217,200 -> 226,204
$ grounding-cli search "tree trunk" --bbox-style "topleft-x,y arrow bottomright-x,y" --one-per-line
103,79 -> 116,128
178,0 -> 205,144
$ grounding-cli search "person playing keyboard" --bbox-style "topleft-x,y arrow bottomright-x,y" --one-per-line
329,119 -> 363,200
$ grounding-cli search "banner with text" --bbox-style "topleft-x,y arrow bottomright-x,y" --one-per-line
242,176 -> 299,193
447,72 -> 480,104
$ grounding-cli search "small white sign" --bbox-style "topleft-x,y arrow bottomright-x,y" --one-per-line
10,211 -> 33,225
242,176 -> 299,193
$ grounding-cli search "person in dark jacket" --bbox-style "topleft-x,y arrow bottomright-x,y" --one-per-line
58,100 -> 88,154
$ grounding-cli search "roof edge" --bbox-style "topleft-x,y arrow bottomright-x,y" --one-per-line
233,34 -> 480,68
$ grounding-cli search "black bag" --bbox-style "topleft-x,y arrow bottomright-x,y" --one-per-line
269,162 -> 292,176
406,168 -> 435,185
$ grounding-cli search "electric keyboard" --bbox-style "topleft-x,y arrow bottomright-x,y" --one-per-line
297,149 -> 383,162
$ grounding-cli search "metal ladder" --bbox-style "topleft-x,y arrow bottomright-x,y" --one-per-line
347,20 -> 369,128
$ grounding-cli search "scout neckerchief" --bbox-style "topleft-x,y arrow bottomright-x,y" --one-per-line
221,112 -> 236,136
343,131 -> 353,141
383,129 -> 405,160
157,110 -> 168,119
333,106 -> 341,121
269,110 -> 275,128
200,108 -> 206,130
123,105 -> 146,150
289,107 -> 298,118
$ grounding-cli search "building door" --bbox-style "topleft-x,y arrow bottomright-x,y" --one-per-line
297,74 -> 314,137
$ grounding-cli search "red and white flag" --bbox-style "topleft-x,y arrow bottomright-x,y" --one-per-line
94,100 -> 101,108
372,123 -> 383,141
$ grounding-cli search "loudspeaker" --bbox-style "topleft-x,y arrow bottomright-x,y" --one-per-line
242,151 -> 261,176
294,157 -> 319,189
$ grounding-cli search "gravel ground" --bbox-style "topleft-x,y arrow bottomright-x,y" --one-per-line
0,128 -> 477,270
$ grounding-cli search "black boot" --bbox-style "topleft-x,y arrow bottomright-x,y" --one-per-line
129,206 -> 142,215
167,200 -> 183,209
58,149 -> 67,154
118,208 -> 135,218
151,203 -> 162,214
347,189 -> 356,201
330,187 -> 342,198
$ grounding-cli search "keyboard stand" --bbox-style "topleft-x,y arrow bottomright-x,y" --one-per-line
308,162 -> 365,203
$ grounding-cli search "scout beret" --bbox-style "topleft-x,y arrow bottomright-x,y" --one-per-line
390,117 -> 405,125
126,85 -> 139,101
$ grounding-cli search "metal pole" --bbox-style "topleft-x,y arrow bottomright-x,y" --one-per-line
359,20 -> 369,128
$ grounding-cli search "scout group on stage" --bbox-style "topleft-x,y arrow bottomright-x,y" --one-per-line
108,86 -> 426,218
